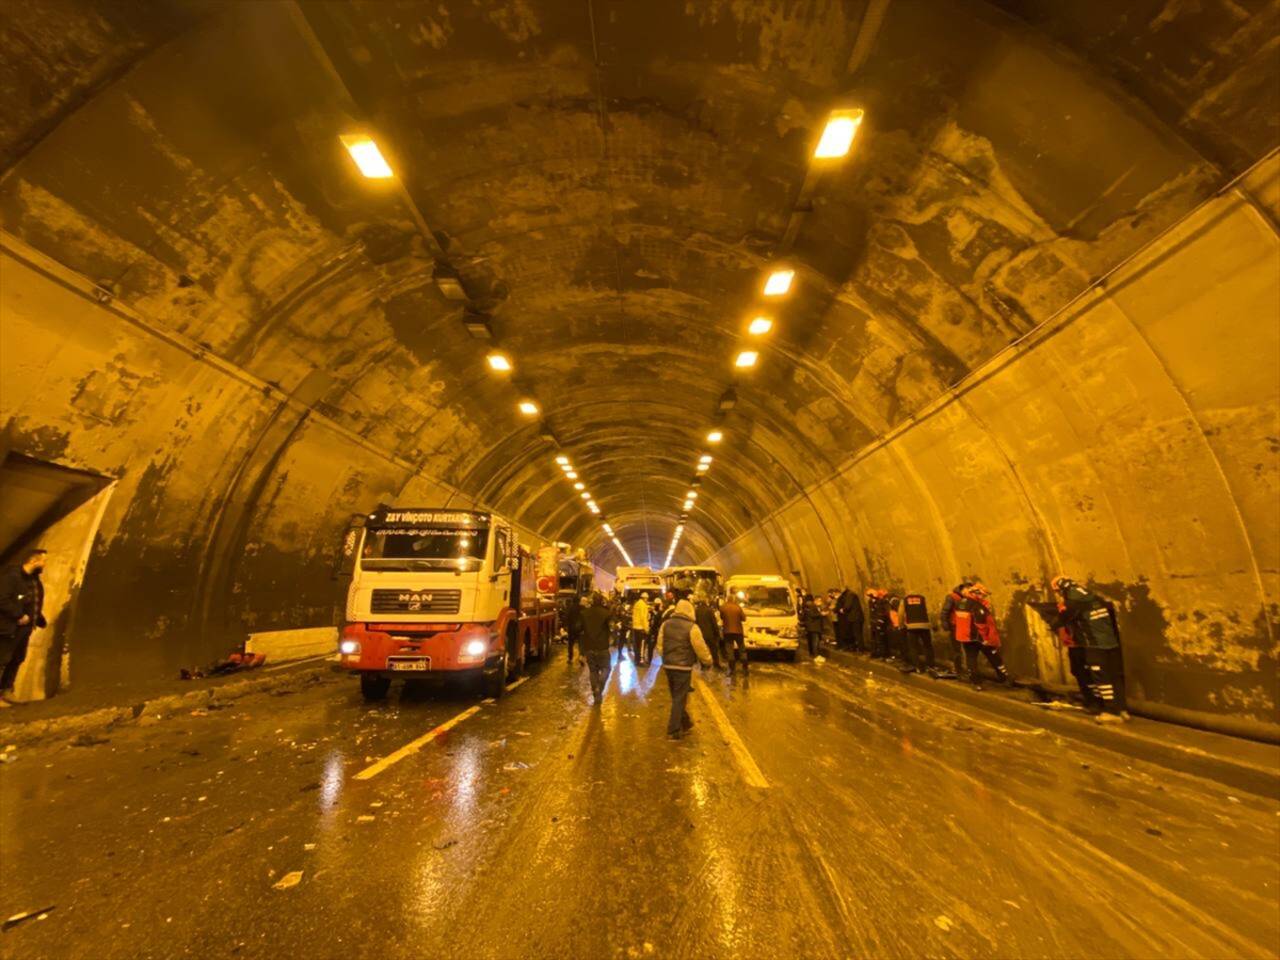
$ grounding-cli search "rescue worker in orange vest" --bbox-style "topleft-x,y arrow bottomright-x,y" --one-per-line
940,581 -> 971,675
953,582 -> 1009,690
900,592 -> 938,675
1049,576 -> 1128,723
886,593 -> 909,662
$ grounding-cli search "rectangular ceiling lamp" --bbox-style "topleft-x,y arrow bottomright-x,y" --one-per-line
813,109 -> 864,159
339,134 -> 394,179
462,312 -> 493,339
763,269 -> 794,297
734,351 -> 758,368
718,388 -> 737,411
434,263 -> 468,300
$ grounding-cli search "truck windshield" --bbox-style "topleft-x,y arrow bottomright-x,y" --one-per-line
360,527 -> 489,571
735,586 -> 794,616
666,570 -> 720,597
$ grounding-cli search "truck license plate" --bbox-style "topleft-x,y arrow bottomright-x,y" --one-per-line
388,658 -> 429,672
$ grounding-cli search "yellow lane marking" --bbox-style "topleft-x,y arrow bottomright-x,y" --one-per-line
355,671 -> 532,780
355,705 -> 482,780
693,676 -> 771,789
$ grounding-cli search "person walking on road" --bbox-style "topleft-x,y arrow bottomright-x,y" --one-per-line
692,586 -> 723,671
659,599 -> 713,739
643,597 -> 663,666
629,593 -> 651,664
577,592 -> 615,706
563,593 -> 583,666
0,548 -> 47,706
719,591 -> 748,675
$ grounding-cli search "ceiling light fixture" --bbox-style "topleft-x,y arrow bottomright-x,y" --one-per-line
706,430 -> 723,443
574,482 -> 585,491
748,316 -> 773,336
682,499 -> 693,510
555,456 -> 570,465
686,491 -> 697,500
734,350 -> 758,369
696,463 -> 709,473
813,108 -> 864,159
518,400 -> 539,416
763,269 -> 794,297
580,491 -> 591,500
566,471 -> 578,480
486,352 -> 512,372
698,455 -> 713,465
339,134 -> 394,179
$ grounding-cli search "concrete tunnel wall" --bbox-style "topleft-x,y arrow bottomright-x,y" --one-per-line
706,159 -> 1280,723
0,0 -> 1277,714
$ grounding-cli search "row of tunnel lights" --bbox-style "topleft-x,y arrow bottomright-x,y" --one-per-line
340,108 -> 865,569
662,108 -> 865,568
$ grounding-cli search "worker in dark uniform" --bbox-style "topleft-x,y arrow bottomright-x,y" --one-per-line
835,586 -> 863,652
866,588 -> 891,659
577,592 -> 614,705
901,592 -> 937,675
0,548 -> 47,706
1050,577 -> 1128,723
643,597 -> 664,666
955,583 -> 1009,690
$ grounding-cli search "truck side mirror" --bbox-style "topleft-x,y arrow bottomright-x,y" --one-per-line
332,514 -> 366,580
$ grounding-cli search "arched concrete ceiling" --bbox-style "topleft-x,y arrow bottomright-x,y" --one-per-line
2,0 -> 1276,570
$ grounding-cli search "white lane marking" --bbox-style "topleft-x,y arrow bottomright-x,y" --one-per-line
693,677 -> 771,789
354,672 -> 531,780
355,705 -> 482,780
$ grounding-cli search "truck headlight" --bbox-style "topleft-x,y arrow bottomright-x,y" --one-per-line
340,640 -> 361,655
779,625 -> 799,639
464,639 -> 487,657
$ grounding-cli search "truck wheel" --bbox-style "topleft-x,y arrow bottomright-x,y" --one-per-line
360,674 -> 391,701
484,656 -> 508,699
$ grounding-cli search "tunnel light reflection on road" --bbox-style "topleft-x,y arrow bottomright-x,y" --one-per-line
319,751 -> 346,810
339,134 -> 394,178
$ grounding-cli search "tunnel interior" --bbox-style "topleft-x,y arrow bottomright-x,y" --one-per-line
0,0 -> 1276,719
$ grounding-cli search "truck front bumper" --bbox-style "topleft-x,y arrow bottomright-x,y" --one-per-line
339,622 -> 500,674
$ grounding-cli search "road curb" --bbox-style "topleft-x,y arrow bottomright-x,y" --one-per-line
818,648 -> 1280,799
0,661 -> 339,748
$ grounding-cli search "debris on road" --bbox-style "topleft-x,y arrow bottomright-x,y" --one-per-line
357,815 -> 376,823
3,907 -> 55,931
502,762 -> 530,771
934,916 -> 954,932
272,871 -> 303,891
433,838 -> 458,850
70,733 -> 110,747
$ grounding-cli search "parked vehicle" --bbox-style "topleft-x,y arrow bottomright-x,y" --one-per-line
337,508 -> 556,700
725,574 -> 800,660
615,565 -> 663,601
661,565 -> 722,601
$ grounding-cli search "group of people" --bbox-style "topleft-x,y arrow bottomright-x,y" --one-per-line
793,577 -> 1128,722
563,585 -> 749,739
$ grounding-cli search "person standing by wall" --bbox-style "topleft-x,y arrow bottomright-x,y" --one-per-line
719,590 -> 748,676
866,588 -> 891,659
658,599 -> 713,740
0,548 -> 47,707
1050,577 -> 1128,723
801,592 -> 824,658
835,585 -> 863,652
901,592 -> 937,675
577,591 -> 615,706
940,581 -> 971,675
956,583 -> 1009,690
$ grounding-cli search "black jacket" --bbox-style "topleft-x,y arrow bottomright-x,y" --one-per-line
693,601 -> 721,649
836,589 -> 862,625
802,599 -> 824,632
577,605 -> 613,653
0,566 -> 43,637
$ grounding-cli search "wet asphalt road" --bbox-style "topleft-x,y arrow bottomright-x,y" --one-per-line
1,648 -> 1277,960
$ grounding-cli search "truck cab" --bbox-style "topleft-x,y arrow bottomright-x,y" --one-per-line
661,565 -> 722,601
725,575 -> 800,659
338,508 -> 555,700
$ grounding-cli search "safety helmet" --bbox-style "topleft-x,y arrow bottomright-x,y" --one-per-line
641,592 -> 649,600
1051,575 -> 1073,593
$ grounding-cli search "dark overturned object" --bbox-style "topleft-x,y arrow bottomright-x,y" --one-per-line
179,651 -> 266,680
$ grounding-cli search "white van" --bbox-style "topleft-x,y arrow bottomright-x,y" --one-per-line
724,575 -> 800,660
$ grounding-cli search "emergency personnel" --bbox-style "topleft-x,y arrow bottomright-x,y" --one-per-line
801,593 -> 824,658
0,548 -> 47,705
659,599 -> 713,739
577,592 -> 614,705
1050,577 -> 1128,722
886,593 -> 909,662
866,588 -> 891,659
836,585 -> 864,652
940,581 -> 972,675
954,582 -> 1009,690
719,590 -> 748,675
629,593 -> 651,663
901,592 -> 938,675
692,586 -> 723,671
